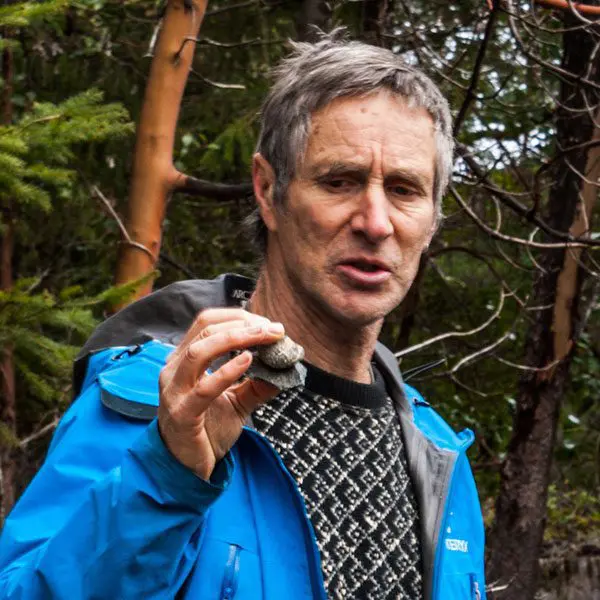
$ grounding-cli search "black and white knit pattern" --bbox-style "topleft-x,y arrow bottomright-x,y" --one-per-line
252,364 -> 423,600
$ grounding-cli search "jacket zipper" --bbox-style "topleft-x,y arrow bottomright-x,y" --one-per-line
431,435 -> 473,600
244,428 -> 328,600
220,544 -> 241,600
472,576 -> 481,600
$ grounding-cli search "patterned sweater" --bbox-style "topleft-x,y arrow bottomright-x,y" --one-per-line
252,362 -> 423,600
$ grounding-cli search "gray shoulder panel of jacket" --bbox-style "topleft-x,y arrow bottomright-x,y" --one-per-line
373,341 -> 412,414
374,341 -> 459,600
72,273 -> 255,396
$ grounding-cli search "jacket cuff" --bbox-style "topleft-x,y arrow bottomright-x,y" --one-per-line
127,419 -> 234,511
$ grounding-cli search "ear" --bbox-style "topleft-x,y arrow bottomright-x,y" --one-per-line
252,153 -> 278,233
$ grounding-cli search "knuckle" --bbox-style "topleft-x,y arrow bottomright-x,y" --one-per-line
224,329 -> 240,345
193,308 -> 210,328
184,343 -> 201,363
158,366 -> 172,392
200,325 -> 215,340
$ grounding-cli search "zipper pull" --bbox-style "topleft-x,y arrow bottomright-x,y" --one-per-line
111,344 -> 143,361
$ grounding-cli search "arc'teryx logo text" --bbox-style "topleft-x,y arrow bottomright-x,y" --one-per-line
445,538 -> 469,553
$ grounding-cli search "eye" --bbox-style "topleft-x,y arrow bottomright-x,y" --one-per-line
388,184 -> 414,196
321,178 -> 357,192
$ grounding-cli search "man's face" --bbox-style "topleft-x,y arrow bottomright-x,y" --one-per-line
261,91 -> 437,327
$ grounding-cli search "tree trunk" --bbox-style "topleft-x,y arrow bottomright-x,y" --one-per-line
487,16 -> 600,600
0,44 -> 16,523
362,0 -> 393,46
114,0 -> 209,303
296,0 -> 332,42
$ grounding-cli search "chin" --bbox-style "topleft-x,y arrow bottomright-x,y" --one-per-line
323,295 -> 397,328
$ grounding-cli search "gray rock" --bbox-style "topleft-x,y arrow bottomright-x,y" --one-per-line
247,359 -> 307,390
257,336 -> 305,369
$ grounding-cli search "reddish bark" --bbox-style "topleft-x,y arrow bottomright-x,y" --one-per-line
114,0 -> 209,304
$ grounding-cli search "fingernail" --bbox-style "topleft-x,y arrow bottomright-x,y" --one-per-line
267,322 -> 284,334
236,351 -> 251,364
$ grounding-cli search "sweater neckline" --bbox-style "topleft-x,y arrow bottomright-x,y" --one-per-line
303,360 -> 389,409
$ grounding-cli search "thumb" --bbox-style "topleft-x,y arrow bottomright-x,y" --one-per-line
229,378 -> 279,418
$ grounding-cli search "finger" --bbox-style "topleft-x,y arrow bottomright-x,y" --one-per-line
225,378 -> 280,422
171,308 -> 267,362
175,323 -> 285,390
188,351 -> 255,415
194,316 -> 271,343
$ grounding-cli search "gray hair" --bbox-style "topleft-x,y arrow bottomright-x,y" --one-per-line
247,30 -> 454,253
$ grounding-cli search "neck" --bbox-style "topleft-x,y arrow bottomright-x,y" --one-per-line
250,264 -> 382,384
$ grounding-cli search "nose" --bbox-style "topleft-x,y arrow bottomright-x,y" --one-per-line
350,182 -> 394,243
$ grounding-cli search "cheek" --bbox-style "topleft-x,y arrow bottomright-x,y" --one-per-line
285,201 -> 344,245
392,208 -> 434,248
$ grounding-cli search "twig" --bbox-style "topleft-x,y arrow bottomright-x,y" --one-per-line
172,173 -> 253,198
451,329 -> 513,373
190,68 -> 246,90
19,418 -> 59,449
494,355 -> 562,372
504,0 -> 600,92
456,144 -> 600,246
394,290 -> 507,358
536,0 -> 600,17
91,185 -> 155,261
453,3 -> 499,136
159,251 -> 197,278
449,186 -> 594,249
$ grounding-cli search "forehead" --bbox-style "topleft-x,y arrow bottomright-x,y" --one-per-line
303,92 -> 436,182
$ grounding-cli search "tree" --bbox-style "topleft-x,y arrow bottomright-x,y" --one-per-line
0,1 -> 132,520
487,5 -> 600,597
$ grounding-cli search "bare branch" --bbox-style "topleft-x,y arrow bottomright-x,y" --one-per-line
535,0 -> 600,17
190,68 -> 246,89
450,329 -> 513,374
456,144 -> 600,246
494,355 -> 563,372
394,290 -> 507,358
91,186 -> 155,262
171,172 -> 254,199
453,3 -> 499,136
449,186 -> 594,249
19,418 -> 59,449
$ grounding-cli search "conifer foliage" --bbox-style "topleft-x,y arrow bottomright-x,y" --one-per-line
0,0 -> 133,519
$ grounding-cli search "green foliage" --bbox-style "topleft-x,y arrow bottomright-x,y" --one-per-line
0,272 -> 156,415
0,0 -> 71,28
0,0 -> 135,451
0,89 -> 132,214
545,484 -> 600,546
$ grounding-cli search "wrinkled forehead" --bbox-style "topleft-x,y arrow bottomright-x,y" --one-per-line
299,93 -> 436,184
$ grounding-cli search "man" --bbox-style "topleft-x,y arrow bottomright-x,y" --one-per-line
0,34 -> 485,599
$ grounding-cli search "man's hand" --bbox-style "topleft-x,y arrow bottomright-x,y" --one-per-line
157,308 -> 284,480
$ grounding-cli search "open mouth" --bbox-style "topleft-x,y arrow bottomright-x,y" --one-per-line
337,259 -> 392,286
343,260 -> 388,273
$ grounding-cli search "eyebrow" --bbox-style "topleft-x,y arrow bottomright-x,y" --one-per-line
308,161 -> 432,195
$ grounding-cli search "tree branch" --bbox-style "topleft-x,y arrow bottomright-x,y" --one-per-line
171,172 -> 253,199
453,2 -> 499,136
394,289 -> 507,358
456,144 -> 600,247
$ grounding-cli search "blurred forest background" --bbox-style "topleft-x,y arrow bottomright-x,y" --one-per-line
1,0 -> 600,598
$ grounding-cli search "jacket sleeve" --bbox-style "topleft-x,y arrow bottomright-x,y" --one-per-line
0,346 -> 234,599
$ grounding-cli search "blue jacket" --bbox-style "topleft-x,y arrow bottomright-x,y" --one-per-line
0,275 -> 486,599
